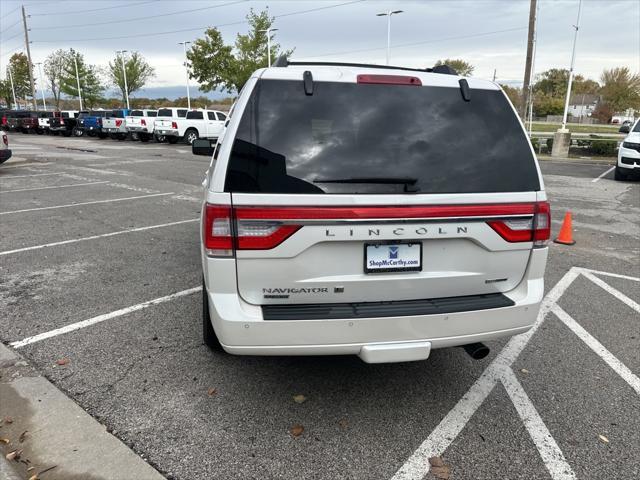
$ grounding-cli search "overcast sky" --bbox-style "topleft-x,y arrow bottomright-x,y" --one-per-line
1,0 -> 638,98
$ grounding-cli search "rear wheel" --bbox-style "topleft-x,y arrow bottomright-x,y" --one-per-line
155,134 -> 167,143
202,278 -> 223,351
139,133 -> 150,142
72,127 -> 83,137
614,166 -> 627,181
184,129 -> 199,145
117,133 -> 127,141
167,136 -> 179,144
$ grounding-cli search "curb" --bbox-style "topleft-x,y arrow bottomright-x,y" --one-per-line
537,155 -> 616,165
0,342 -> 165,480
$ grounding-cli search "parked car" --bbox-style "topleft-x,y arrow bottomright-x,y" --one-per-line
20,112 -> 41,133
616,118 -> 640,181
102,109 -> 130,140
76,110 -> 109,137
156,108 -> 226,144
37,111 -> 57,134
198,60 -> 550,363
49,111 -> 81,136
153,107 -> 189,143
6,111 -> 30,132
125,109 -> 157,142
0,130 -> 11,165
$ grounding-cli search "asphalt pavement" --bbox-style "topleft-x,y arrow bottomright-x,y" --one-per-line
0,133 -> 638,480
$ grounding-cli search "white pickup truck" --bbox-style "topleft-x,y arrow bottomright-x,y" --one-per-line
102,109 -> 129,140
154,108 -> 227,144
153,107 -> 189,143
125,109 -> 157,142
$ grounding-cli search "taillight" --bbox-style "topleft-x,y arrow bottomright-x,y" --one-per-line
60,119 -> 65,125
2,134 -> 8,146
357,74 -> 422,86
141,119 -> 146,126
487,201 -> 550,246
171,121 -> 177,129
203,204 -> 301,256
115,119 -> 122,127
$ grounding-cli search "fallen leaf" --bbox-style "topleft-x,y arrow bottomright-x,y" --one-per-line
290,424 -> 304,437
19,431 -> 29,443
520,368 -> 529,374
56,358 -> 70,366
6,449 -> 22,461
292,394 -> 307,404
599,434 -> 609,444
207,387 -> 217,397
3,416 -> 13,424
338,419 -> 348,429
28,475 -> 38,480
0,438 -> 9,444
429,456 -> 451,479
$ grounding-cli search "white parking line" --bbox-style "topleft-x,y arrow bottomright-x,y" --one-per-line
591,166 -> 615,183
0,162 -> 53,169
580,268 -> 640,282
391,267 -> 582,480
0,218 -> 198,256
0,181 -> 108,193
0,172 -> 66,179
552,305 -> 640,396
10,287 -> 201,349
501,367 -> 576,480
582,271 -> 640,313
0,192 -> 174,215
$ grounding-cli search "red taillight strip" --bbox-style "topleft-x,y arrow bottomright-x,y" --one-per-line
233,203 -> 537,220
357,74 -> 422,86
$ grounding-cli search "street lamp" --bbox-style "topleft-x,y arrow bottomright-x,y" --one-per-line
116,50 -> 130,110
179,41 -> 192,109
7,67 -> 18,110
560,0 -> 583,130
36,62 -> 47,110
376,10 -> 403,65
259,27 -> 279,67
73,54 -> 83,111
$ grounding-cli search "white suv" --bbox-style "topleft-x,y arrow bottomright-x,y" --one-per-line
199,60 -> 550,364
616,118 -> 640,180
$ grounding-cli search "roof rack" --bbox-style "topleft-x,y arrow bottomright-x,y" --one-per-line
272,56 -> 459,76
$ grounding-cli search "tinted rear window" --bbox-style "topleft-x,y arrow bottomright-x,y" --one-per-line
157,109 -> 173,117
110,110 -> 125,118
89,111 -> 107,117
131,110 -> 144,116
187,111 -> 204,120
225,79 -> 539,194
147,111 -> 157,117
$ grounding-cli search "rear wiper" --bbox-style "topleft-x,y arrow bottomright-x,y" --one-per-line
314,177 -> 419,192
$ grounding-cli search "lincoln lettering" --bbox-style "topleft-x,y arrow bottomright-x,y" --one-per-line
325,226 -> 468,237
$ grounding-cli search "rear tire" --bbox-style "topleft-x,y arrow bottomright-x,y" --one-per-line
72,127 -> 83,137
203,278 -> 224,351
117,133 -> 127,141
139,133 -> 150,142
154,134 -> 167,143
167,136 -> 179,144
614,166 -> 627,181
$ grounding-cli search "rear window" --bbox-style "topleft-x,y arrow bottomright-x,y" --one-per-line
62,112 -> 70,118
131,110 -> 144,116
157,109 -> 173,117
187,111 -> 204,120
110,110 -> 125,118
89,111 -> 107,117
225,79 -> 540,194
147,111 -> 157,117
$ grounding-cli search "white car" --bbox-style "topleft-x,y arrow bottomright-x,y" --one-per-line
0,130 -> 11,164
198,60 -> 549,364
153,107 -> 189,143
616,118 -> 640,180
155,108 -> 226,144
125,109 -> 157,142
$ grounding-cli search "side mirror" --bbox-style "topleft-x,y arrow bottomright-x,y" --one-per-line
192,138 -> 214,156
619,125 -> 630,134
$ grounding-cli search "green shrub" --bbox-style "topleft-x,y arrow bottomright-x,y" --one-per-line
546,138 -> 553,150
589,140 -> 617,156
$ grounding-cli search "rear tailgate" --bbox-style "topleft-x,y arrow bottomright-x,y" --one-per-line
217,76 -> 545,307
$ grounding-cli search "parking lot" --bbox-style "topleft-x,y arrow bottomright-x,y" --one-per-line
1,133 -> 639,479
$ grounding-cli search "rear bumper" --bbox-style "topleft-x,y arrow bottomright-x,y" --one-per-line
204,248 -> 547,362
155,129 -> 180,137
127,126 -> 149,132
103,128 -> 126,133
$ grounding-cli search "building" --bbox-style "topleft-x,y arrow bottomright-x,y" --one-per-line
567,93 -> 600,118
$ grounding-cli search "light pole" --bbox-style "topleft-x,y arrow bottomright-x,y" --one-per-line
73,54 -> 83,110
560,0 -> 582,130
36,62 -> 47,110
179,41 -> 192,109
259,27 -> 279,67
7,67 -> 18,110
376,10 -> 403,65
116,50 -> 130,110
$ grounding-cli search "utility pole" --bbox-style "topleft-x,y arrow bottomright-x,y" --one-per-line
73,54 -> 83,110
492,69 -> 497,82
8,67 -> 18,109
521,0 -> 537,118
21,5 -> 37,110
179,41 -> 192,109
560,0 -> 582,130
36,63 -> 47,110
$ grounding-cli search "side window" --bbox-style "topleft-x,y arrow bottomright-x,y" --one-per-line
216,112 -> 227,121
177,109 -> 187,117
207,112 -> 216,120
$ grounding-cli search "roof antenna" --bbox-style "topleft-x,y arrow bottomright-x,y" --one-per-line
459,79 -> 471,101
303,71 -> 314,96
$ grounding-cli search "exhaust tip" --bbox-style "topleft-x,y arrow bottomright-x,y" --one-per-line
462,342 -> 490,360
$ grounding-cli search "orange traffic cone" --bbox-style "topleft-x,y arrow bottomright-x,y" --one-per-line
554,211 -> 575,245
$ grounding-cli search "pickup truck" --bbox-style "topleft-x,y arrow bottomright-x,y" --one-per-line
21,112 -> 42,134
154,108 -> 226,144
37,111 -> 58,134
102,109 -> 130,140
49,111 -> 81,136
76,110 -> 109,137
125,109 -> 157,142
152,107 -> 189,143
5,111 -> 30,132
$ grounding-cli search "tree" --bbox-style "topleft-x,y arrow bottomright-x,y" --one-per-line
188,9 -> 293,93
0,79 -> 14,107
434,59 -> 474,76
60,49 -> 104,109
534,68 -> 600,98
44,49 -> 69,110
591,102 -> 614,123
600,67 -> 640,112
532,93 -> 565,117
500,84 -> 522,111
6,53 -> 32,101
108,51 -> 155,105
